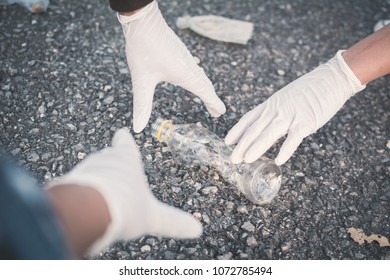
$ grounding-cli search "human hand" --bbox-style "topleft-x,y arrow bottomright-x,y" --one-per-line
118,1 -> 226,133
225,51 -> 365,166
47,128 -> 202,255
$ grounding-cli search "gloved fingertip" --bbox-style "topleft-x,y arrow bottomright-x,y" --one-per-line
132,79 -> 156,133
152,203 -> 203,239
230,153 -> 243,164
224,132 -> 237,146
274,156 -> 287,166
133,113 -> 149,134
205,100 -> 226,118
216,101 -> 227,115
133,122 -> 145,134
112,128 -> 136,147
133,100 -> 153,134
183,217 -> 203,238
193,219 -> 203,238
275,149 -> 293,166
243,153 -> 258,164
224,122 -> 248,146
224,138 -> 233,146
275,134 -> 303,166
209,110 -> 222,118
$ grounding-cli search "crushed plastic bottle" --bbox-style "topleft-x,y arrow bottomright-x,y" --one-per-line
176,15 -> 254,45
0,0 -> 49,13
151,118 -> 282,205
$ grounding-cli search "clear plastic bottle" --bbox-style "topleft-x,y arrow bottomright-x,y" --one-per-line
151,118 -> 282,205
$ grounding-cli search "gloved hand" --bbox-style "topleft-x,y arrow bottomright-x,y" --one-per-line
225,51 -> 366,166
118,0 -> 226,133
47,128 -> 202,255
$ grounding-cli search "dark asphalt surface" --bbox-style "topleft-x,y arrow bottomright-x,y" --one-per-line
1,0 -> 389,260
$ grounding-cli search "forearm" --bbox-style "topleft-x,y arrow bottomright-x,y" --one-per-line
46,185 -> 111,259
342,24 -> 390,85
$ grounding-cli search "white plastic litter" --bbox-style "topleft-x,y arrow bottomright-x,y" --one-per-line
0,0 -> 49,13
176,15 -> 254,45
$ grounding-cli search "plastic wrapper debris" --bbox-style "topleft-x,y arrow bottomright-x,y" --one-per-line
0,0 -> 49,13
176,15 -> 254,45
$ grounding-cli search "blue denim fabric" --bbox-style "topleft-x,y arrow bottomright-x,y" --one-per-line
0,150 -> 70,259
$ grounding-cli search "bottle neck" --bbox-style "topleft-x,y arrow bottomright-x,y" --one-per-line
151,118 -> 173,143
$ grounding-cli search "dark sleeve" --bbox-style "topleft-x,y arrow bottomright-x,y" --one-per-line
0,150 -> 71,260
109,0 -> 154,12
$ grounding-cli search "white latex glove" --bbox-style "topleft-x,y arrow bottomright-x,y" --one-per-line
47,128 -> 202,255
118,0 -> 226,133
225,51 -> 366,166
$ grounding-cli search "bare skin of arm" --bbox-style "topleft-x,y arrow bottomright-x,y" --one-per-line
46,185 -> 111,259
343,24 -> 390,85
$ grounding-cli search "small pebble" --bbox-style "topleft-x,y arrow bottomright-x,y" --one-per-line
247,236 -> 258,246
140,245 -> 151,253
103,96 -> 114,105
27,151 -> 39,162
241,221 -> 255,232
77,152 -> 86,160
237,205 -> 248,214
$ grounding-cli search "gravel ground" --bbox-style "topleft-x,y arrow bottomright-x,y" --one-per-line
1,0 -> 389,260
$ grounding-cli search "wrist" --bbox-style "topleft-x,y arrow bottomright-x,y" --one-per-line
334,50 -> 366,95
117,1 -> 156,23
46,184 -> 111,258
341,49 -> 368,85
341,24 -> 390,85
